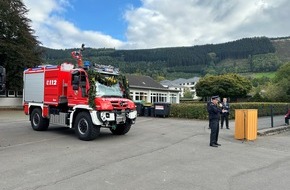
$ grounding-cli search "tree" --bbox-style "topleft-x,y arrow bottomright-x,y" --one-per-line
0,0 -> 41,92
261,80 -> 290,102
183,88 -> 193,98
268,62 -> 290,102
273,62 -> 290,83
251,53 -> 282,72
155,75 -> 165,82
195,73 -> 252,98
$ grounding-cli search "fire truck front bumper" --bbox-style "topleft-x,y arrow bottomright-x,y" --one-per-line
96,110 -> 137,125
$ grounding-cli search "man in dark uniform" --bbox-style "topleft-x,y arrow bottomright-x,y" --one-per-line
208,96 -> 222,147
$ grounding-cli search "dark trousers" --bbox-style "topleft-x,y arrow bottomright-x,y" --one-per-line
210,119 -> 219,145
221,113 -> 229,128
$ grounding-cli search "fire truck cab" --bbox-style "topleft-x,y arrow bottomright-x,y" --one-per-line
23,63 -> 137,140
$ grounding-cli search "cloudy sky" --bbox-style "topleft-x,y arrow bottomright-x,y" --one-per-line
23,0 -> 289,50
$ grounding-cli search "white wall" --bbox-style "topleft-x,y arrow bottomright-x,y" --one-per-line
0,98 -> 22,108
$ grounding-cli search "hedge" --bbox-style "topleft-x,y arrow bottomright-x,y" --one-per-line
170,102 -> 290,120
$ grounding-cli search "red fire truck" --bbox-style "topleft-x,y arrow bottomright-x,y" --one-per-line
23,62 -> 137,141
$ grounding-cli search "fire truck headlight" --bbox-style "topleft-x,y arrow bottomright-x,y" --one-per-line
100,112 -> 107,122
99,112 -> 112,122
128,110 -> 137,119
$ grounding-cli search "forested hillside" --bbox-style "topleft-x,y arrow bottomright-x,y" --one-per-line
41,37 -> 287,80
271,37 -> 290,62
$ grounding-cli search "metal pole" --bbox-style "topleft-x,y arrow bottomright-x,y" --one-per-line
242,110 -> 246,143
271,105 -> 273,128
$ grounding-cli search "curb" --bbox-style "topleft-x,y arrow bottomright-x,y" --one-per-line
0,107 -> 23,110
258,125 -> 290,136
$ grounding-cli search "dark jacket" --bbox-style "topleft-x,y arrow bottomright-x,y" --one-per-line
208,102 -> 221,120
221,102 -> 230,115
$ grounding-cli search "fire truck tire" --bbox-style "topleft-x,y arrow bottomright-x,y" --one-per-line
74,112 -> 100,141
110,121 -> 131,135
30,108 -> 49,131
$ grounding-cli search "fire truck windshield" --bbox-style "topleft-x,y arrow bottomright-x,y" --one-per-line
96,82 -> 123,97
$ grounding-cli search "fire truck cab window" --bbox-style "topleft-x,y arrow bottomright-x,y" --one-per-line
71,70 -> 80,91
72,75 -> 79,90
80,72 -> 87,97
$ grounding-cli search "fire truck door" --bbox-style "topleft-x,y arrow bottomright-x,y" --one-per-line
70,71 -> 87,99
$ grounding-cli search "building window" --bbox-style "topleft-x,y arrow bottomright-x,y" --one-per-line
170,93 -> 177,103
0,90 -> 5,97
132,91 -> 148,101
151,93 -> 157,103
150,92 -> 167,103
160,93 -> 167,102
130,92 -> 134,100
8,90 -> 15,97
135,92 -> 140,100
130,91 -> 149,102
17,91 -> 23,97
140,92 -> 147,101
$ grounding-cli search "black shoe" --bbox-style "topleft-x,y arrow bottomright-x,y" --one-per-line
221,127 -> 223,129
215,143 -> 221,146
210,144 -> 218,147
226,127 -> 230,129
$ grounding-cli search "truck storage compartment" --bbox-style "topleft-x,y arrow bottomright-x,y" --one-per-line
23,72 -> 44,103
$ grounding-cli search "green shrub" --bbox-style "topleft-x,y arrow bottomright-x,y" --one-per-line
170,102 -> 289,120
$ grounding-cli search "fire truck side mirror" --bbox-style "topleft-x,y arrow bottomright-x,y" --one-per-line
72,75 -> 79,90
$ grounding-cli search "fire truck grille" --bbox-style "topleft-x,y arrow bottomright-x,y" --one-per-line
111,101 -> 128,109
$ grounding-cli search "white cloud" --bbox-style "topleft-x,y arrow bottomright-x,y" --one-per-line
123,0 -> 290,49
23,0 -> 290,49
23,0 -> 123,49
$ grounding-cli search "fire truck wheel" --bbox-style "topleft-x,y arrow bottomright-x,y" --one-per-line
110,121 -> 131,135
74,112 -> 100,141
30,108 -> 49,131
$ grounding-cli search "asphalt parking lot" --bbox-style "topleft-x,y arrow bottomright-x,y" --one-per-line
1,110 -> 290,190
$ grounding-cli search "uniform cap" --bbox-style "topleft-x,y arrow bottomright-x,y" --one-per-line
211,95 -> 219,100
